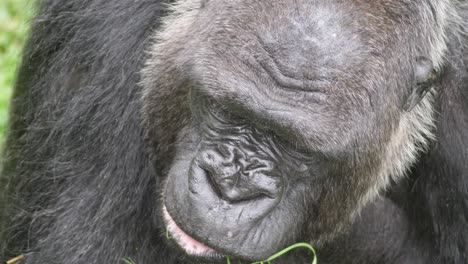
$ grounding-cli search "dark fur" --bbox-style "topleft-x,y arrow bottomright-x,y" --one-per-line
0,0 -> 467,263
0,0 -> 180,263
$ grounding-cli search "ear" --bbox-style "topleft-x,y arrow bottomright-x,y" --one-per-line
403,56 -> 437,112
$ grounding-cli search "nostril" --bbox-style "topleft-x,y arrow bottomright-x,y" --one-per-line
204,169 -> 224,199
201,150 -> 217,164
217,144 -> 231,157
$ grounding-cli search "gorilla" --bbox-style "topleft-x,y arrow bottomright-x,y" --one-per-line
1,0 -> 468,263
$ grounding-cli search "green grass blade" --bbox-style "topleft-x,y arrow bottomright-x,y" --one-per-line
122,257 -> 136,264
250,243 -> 317,264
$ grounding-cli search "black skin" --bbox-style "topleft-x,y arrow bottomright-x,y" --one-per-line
0,0 -> 467,263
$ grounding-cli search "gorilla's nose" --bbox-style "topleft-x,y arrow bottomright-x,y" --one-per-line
197,144 -> 282,203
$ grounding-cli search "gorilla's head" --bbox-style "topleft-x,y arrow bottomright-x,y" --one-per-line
142,0 -> 450,261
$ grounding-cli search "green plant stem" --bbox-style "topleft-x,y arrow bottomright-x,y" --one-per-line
250,243 -> 317,264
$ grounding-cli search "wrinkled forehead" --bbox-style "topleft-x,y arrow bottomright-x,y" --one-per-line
249,1 -> 368,75
194,0 -> 448,75
200,0 -> 445,48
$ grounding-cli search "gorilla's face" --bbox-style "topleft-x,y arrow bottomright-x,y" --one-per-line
142,0 -> 444,261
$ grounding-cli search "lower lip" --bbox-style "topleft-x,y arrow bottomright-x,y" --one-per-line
163,206 -> 219,256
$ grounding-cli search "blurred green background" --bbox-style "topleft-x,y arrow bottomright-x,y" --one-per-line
0,0 -> 32,139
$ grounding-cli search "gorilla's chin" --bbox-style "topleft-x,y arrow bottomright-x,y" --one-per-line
163,206 -> 221,257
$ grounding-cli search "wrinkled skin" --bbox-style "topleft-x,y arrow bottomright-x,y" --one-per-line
1,0 -> 468,263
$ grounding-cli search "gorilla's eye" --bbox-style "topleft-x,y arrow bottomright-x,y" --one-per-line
212,104 -> 244,123
272,132 -> 311,155
191,89 -> 246,124
207,101 -> 247,126
404,57 -> 437,111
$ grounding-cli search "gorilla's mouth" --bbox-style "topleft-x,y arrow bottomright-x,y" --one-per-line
163,206 -> 219,257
